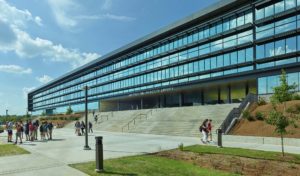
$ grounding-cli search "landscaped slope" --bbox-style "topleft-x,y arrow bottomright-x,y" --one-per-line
230,100 -> 300,138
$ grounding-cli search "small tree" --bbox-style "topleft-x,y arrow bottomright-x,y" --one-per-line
270,70 -> 297,111
267,69 -> 296,156
66,106 -> 73,115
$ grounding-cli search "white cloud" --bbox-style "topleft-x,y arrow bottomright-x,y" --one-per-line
0,0 -> 100,69
22,87 -> 35,99
0,0 -> 42,27
101,0 -> 112,10
36,75 -> 53,84
77,13 -> 135,22
34,16 -> 43,26
0,65 -> 32,74
47,0 -> 135,30
47,0 -> 79,30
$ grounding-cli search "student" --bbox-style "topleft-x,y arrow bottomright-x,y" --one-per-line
14,122 -> 22,144
6,121 -> 13,142
25,120 -> 30,141
94,115 -> 98,124
88,121 -> 93,133
44,122 -> 49,140
199,119 -> 209,144
75,121 -> 81,136
20,121 -> 24,139
48,122 -> 53,140
81,121 -> 85,135
39,122 -> 44,140
207,119 -> 213,142
29,121 -> 34,141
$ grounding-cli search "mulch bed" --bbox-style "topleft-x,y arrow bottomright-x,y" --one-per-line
154,150 -> 300,176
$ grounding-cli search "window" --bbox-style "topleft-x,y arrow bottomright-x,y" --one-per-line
256,8 -> 264,20
265,5 -> 274,18
230,52 -> 237,65
246,48 -> 253,62
258,77 -> 267,94
205,59 -> 210,70
238,50 -> 245,64
211,57 -> 217,69
265,42 -> 274,57
217,55 -> 223,68
285,0 -> 296,10
236,15 -> 244,28
286,36 -> 297,53
224,53 -> 230,66
275,1 -> 285,13
256,45 -> 265,59
275,39 -> 285,55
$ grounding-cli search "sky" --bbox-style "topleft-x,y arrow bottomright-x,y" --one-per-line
0,0 -> 218,115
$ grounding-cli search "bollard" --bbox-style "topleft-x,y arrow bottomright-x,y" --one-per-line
95,136 -> 103,172
217,129 -> 222,148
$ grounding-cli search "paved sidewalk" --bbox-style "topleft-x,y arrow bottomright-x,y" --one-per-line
0,128 -> 299,176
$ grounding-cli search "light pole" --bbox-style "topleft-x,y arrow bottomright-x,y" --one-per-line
82,85 -> 91,150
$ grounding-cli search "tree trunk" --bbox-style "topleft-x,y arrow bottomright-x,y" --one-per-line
281,132 -> 285,157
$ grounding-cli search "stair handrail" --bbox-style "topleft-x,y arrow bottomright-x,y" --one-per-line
219,93 -> 257,134
122,109 -> 153,132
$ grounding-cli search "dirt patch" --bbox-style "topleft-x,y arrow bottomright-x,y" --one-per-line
154,150 -> 300,176
230,100 -> 300,138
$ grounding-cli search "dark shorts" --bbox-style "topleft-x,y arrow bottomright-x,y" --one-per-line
8,130 -> 12,136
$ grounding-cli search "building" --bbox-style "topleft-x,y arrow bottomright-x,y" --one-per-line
28,0 -> 300,115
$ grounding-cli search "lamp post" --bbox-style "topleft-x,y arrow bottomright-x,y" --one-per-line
82,85 -> 91,150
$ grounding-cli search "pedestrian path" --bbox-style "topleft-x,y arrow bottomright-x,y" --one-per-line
0,128 -> 299,175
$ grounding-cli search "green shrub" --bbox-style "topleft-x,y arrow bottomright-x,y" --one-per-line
257,97 -> 267,106
242,110 -> 255,121
178,143 -> 184,151
255,111 -> 265,121
293,94 -> 300,100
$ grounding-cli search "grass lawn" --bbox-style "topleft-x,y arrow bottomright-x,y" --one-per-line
0,144 -> 30,157
70,155 -> 237,176
184,145 -> 300,164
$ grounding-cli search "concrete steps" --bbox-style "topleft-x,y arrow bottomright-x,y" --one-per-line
65,104 -> 239,137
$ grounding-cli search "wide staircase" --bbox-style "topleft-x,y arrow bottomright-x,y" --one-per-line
66,104 -> 239,137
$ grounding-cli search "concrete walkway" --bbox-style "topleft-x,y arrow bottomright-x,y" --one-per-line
0,128 -> 299,176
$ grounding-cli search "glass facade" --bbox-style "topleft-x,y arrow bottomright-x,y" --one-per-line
28,0 -> 300,113
258,71 -> 300,94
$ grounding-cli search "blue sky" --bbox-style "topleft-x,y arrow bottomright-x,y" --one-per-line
0,0 -> 218,115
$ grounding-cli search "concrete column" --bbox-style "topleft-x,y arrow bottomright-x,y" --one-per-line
218,87 -> 221,104
179,93 -> 183,107
201,90 -> 204,105
246,82 -> 249,96
228,85 -> 232,104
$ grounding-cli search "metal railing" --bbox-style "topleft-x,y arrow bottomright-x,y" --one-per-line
219,93 -> 257,134
122,110 -> 153,132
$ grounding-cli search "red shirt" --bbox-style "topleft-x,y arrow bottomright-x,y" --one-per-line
208,122 -> 212,131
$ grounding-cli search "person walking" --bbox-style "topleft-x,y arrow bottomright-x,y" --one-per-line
20,121 -> 24,139
94,115 -> 98,124
207,119 -> 213,142
80,121 -> 85,135
39,122 -> 45,140
14,122 -> 22,144
199,119 -> 209,144
29,121 -> 34,141
6,121 -> 13,143
88,121 -> 93,133
25,120 -> 30,141
74,121 -> 80,135
48,122 -> 53,140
